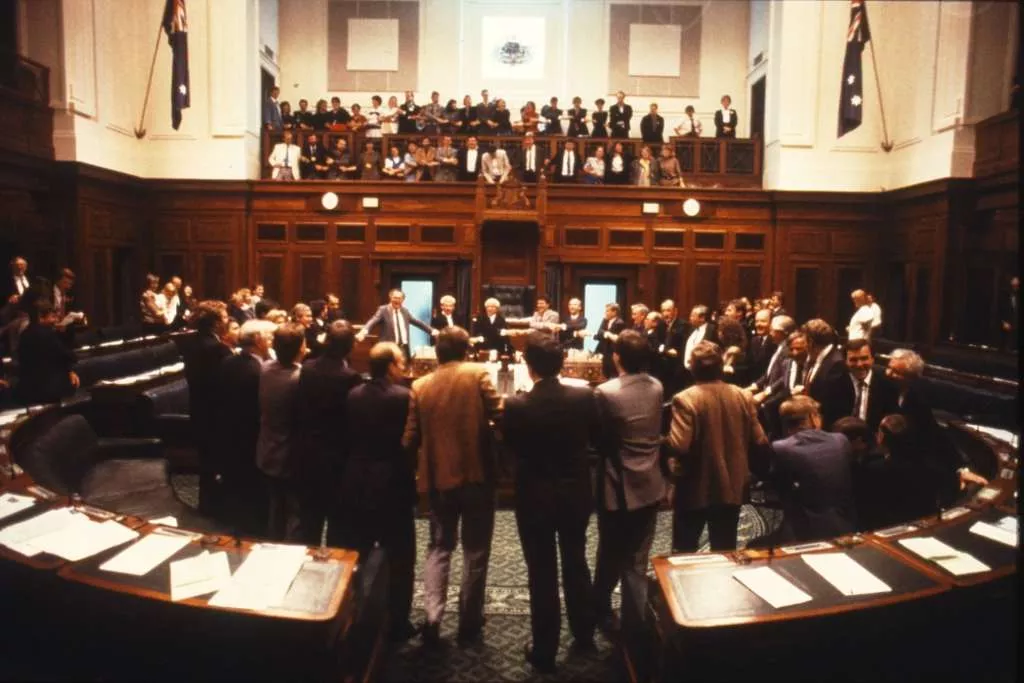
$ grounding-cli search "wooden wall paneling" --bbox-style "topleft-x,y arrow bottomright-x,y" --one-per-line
693,263 -> 721,312
155,252 -> 187,283
735,262 -> 763,303
91,248 -> 111,326
257,253 -> 287,305
834,264 -> 865,331
297,254 -> 326,304
792,265 -> 821,325
338,256 -> 362,320
200,253 -> 231,302
655,262 -> 681,306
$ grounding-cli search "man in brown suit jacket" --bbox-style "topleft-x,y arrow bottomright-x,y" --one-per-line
402,326 -> 503,646
667,341 -> 769,552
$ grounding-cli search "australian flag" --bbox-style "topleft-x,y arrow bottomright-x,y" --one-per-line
163,0 -> 190,130
838,0 -> 871,137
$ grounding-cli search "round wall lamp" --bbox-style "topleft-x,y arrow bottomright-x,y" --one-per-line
682,198 -> 701,217
320,191 -> 339,211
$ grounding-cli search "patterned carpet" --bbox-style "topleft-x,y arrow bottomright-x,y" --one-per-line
172,474 -> 776,681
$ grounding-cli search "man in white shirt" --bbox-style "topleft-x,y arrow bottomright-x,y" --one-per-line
268,130 -> 301,180
481,147 -> 511,185
550,140 -> 579,183
866,292 -> 882,337
673,105 -> 703,137
714,94 -> 737,138
847,289 -> 875,341
6,256 -> 30,305
458,136 -> 482,181
683,305 -> 716,370
158,282 -> 178,326
518,134 -> 544,183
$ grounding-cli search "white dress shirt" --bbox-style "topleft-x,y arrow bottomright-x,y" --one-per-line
392,307 -> 407,345
719,108 -> 733,124
561,150 -> 575,177
868,302 -> 882,330
675,116 -> 703,136
848,305 -> 875,341
14,274 -> 29,295
524,146 -> 537,172
683,323 -> 707,369
466,148 -> 478,172
268,142 -> 301,180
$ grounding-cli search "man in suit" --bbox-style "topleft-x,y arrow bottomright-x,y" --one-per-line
180,300 -> 233,516
470,297 -> 511,355
475,89 -> 496,132
295,321 -> 363,544
558,297 -> 587,350
755,329 -> 807,439
3,256 -> 30,308
324,292 -> 344,322
263,86 -> 283,131
657,299 -> 689,398
256,323 -> 307,541
356,288 -> 438,357
667,341 -> 770,551
593,331 -> 667,635
747,315 -> 796,398
747,309 -> 777,380
300,133 -> 329,179
714,94 -> 738,138
640,103 -> 665,144
430,294 -> 462,333
594,302 -> 628,380
682,305 -> 718,375
457,136 -> 483,181
14,300 -> 79,406
517,133 -> 545,183
549,140 -> 581,183
503,332 -> 598,673
403,327 -> 503,647
398,90 -> 421,134
527,294 -> 560,332
629,303 -> 649,333
820,339 -> 899,432
799,319 -> 845,401
770,290 -> 788,318
291,303 -> 321,360
267,129 -> 301,180
762,396 -> 857,542
339,342 -> 418,642
886,349 -> 988,502
213,319 -> 274,536
609,90 -> 633,139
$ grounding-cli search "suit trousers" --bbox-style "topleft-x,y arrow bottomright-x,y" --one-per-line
423,483 -> 496,630
672,502 -> 741,553
515,479 -> 594,660
592,504 -> 659,617
266,476 -> 302,542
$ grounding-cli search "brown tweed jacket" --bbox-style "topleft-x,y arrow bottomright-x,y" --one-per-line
667,380 -> 769,510
403,361 -> 503,494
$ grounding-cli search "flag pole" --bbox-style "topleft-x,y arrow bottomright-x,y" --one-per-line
134,23 -> 165,139
868,39 -> 893,152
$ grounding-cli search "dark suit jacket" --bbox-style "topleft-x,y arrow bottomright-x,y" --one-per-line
457,147 -> 483,181
595,317 -> 628,379
181,332 -> 233,444
753,343 -> 789,393
898,382 -> 968,502
503,378 -> 598,518
213,351 -> 264,482
397,101 -> 421,133
820,368 -> 900,432
296,355 -> 363,491
609,103 -> 633,137
770,429 -> 857,542
662,319 -> 688,356
804,346 -> 846,401
640,114 -> 665,143
559,314 -> 587,350
301,142 -> 328,177
430,312 -> 464,331
15,322 -> 76,405
342,378 -> 414,509
471,314 -> 510,354
714,109 -> 738,138
549,149 -> 581,183
516,145 -> 547,183
228,304 -> 255,325
748,334 -> 777,381
361,305 -> 433,345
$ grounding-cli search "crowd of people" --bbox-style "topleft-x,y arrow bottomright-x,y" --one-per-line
161,279 -> 989,673
264,89 -> 740,183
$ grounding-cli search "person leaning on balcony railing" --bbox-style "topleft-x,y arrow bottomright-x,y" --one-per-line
656,145 -> 684,188
673,105 -> 703,138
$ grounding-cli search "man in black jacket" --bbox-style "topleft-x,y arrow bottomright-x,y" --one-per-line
213,319 -> 274,535
639,103 -> 665,144
180,300 -> 233,516
295,320 -> 363,544
819,339 -> 899,432
470,297 -> 511,355
15,300 -> 79,406
799,318 -> 845,402
609,91 -> 633,139
503,333 -> 599,674
338,342 -> 417,642
594,302 -> 628,380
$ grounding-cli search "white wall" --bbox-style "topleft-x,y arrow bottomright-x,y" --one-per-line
279,0 -> 751,137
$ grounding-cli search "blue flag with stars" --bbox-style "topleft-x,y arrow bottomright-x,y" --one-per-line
838,0 -> 870,138
163,0 -> 190,130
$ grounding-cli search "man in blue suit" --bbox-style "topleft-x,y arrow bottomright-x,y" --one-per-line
263,86 -> 283,131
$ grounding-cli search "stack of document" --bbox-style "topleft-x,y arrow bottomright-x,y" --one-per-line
732,566 -> 813,609
969,517 -> 1018,548
898,537 -> 991,575
801,552 -> 892,596
170,550 -> 232,601
0,508 -> 138,560
0,493 -> 36,522
209,544 -> 309,611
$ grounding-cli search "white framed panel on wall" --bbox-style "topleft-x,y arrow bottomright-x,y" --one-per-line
347,18 -> 400,71
628,24 -> 681,78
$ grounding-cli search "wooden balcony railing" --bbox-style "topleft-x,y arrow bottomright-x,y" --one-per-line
0,53 -> 54,160
259,128 -> 762,188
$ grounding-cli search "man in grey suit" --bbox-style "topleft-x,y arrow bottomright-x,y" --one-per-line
526,295 -> 560,332
256,322 -> 307,541
592,330 -> 667,633
356,288 -> 438,356
746,315 -> 796,398
263,86 -> 283,130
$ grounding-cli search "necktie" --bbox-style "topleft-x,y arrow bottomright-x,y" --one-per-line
527,148 -> 534,171
689,115 -> 695,133
394,309 -> 404,345
854,379 -> 867,419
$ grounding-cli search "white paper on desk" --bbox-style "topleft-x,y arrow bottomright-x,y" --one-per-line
170,550 -> 232,601
898,537 -> 991,576
100,531 -> 192,576
0,507 -> 79,556
208,544 -> 308,611
969,521 -> 1018,548
801,552 -> 892,596
30,517 -> 139,562
149,515 -> 178,527
732,566 -> 813,609
0,493 -> 36,521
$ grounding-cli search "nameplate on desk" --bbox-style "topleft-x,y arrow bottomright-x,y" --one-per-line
667,553 -> 732,566
976,487 -> 1001,502
778,540 -> 834,555
874,523 -> 918,538
940,507 -> 970,521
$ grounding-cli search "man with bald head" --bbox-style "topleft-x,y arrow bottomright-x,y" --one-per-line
657,299 -> 688,397
748,309 -> 777,379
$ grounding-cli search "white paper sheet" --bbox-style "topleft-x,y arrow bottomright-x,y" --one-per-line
801,553 -> 892,596
100,531 -> 193,576
208,544 -> 308,611
732,566 -> 813,609
996,516 -> 1017,534
28,517 -> 139,562
898,537 -> 991,576
149,515 -> 178,527
0,493 -> 36,521
0,508 -> 79,556
170,551 -> 232,601
969,521 -> 1017,548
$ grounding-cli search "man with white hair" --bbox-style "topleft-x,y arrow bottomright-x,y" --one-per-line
431,294 -> 462,332
847,289 -> 875,341
213,319 -> 276,534
470,297 -> 510,354
886,349 -> 988,496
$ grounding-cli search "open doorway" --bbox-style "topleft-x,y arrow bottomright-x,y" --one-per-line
750,76 -> 766,139
581,278 -> 625,352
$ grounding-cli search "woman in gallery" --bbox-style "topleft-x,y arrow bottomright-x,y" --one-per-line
605,141 -> 629,184
454,94 -> 477,136
518,101 -> 541,135
631,145 -> 658,186
590,98 -> 609,138
365,96 -> 384,139
383,95 -> 402,135
383,145 -> 406,179
279,101 -> 295,130
540,97 -> 563,136
566,96 -> 588,137
493,99 -> 514,136
582,146 -> 605,184
441,99 -> 460,136
656,145 -> 684,187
